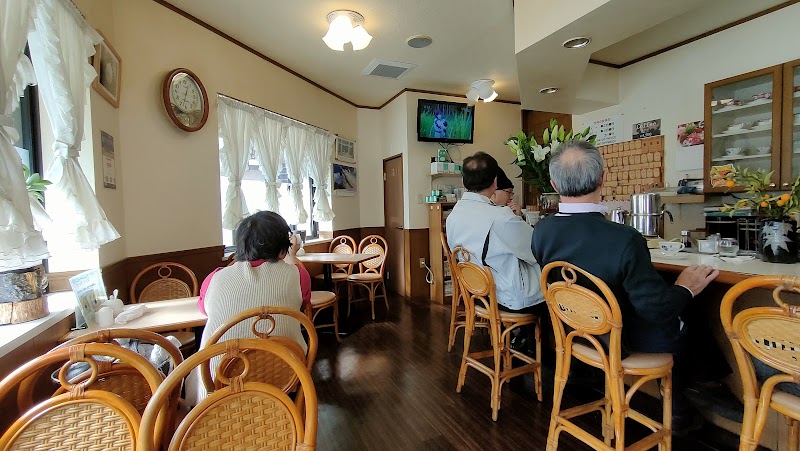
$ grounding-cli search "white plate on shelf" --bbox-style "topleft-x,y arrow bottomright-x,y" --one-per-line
718,255 -> 756,263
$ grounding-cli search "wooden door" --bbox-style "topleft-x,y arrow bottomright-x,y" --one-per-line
383,155 -> 404,295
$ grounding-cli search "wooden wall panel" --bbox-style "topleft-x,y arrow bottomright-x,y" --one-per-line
404,228 -> 430,300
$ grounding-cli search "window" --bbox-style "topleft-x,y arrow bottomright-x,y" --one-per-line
11,54 -> 42,176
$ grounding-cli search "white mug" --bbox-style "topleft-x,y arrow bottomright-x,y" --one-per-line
97,306 -> 114,328
293,233 -> 305,256
659,241 -> 685,256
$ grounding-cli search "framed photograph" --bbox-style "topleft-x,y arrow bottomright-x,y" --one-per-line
335,137 -> 356,163
333,163 -> 357,196
92,30 -> 122,108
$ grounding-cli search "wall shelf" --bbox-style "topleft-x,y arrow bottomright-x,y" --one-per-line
659,194 -> 706,204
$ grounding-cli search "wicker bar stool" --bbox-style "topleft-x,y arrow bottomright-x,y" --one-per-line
442,233 -> 489,352
314,235 -> 357,296
541,261 -> 673,451
720,275 -> 800,451
452,246 -> 542,421
137,339 -> 318,451
306,291 -> 340,342
0,343 -> 164,451
347,235 -> 389,320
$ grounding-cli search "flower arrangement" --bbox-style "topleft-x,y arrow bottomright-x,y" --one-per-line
721,167 -> 800,219
505,119 -> 596,193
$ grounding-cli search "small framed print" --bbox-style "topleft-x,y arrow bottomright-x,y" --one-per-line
92,30 -> 122,108
335,137 -> 356,163
333,163 -> 357,196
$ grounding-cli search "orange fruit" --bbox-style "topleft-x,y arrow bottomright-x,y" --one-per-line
781,194 -> 791,201
760,201 -> 769,208
725,180 -> 735,187
763,194 -> 771,200
777,200 -> 786,207
738,200 -> 747,207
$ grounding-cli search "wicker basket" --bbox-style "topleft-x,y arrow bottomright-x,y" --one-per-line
0,265 -> 48,325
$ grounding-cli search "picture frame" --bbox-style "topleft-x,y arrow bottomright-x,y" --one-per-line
333,163 -> 357,196
335,137 -> 356,163
92,30 -> 122,108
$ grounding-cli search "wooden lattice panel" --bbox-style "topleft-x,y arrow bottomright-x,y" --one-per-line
598,136 -> 664,201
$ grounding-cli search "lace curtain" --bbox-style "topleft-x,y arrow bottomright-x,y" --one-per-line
218,97 -> 255,230
305,130 -> 335,222
283,123 -> 310,224
28,0 -> 119,250
252,110 -> 286,213
0,0 -> 50,270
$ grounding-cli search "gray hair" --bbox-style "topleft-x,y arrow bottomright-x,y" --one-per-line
549,140 -> 604,197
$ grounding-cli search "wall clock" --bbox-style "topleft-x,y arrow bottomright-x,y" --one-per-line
162,68 -> 209,132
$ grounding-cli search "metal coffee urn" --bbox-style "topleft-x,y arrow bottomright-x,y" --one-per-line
629,193 -> 673,237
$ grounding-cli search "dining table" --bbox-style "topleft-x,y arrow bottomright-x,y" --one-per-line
297,252 -> 377,290
62,296 -> 206,342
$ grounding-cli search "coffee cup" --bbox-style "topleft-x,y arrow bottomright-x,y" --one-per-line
659,241 -> 685,256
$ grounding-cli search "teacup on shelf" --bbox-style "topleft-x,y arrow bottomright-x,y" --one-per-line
726,122 -> 750,132
756,146 -> 771,155
725,147 -> 744,156
756,119 -> 772,127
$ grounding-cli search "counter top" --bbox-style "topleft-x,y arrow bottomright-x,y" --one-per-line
650,249 -> 800,284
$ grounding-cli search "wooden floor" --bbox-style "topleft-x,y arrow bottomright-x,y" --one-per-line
312,295 -> 744,451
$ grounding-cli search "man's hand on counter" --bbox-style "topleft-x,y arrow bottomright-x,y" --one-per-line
675,264 -> 719,297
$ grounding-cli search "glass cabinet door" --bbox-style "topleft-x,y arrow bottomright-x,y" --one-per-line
784,59 -> 800,185
706,66 -> 782,192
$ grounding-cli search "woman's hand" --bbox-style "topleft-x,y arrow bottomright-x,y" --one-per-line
288,234 -> 301,257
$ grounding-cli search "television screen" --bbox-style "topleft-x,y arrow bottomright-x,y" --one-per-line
417,99 -> 475,143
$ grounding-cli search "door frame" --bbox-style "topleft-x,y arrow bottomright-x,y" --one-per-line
383,154 -> 405,296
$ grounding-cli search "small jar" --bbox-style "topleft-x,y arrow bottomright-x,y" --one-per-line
681,230 -> 692,248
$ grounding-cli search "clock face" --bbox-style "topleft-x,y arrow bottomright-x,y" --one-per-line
163,69 -> 208,131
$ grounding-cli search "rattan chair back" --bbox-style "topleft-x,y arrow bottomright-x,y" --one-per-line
442,233 -> 467,352
451,246 -> 497,322
329,235 -> 357,274
137,339 -> 318,451
720,275 -> 800,450
441,233 -> 461,308
0,343 -> 163,451
357,235 -> 388,275
130,262 -> 199,303
200,306 -> 318,394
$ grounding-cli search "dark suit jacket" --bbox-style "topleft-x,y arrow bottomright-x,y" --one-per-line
531,212 -> 691,353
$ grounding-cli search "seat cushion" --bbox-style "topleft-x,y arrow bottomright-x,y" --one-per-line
310,291 -> 336,306
772,391 -> 800,417
313,273 -> 349,281
348,273 -> 383,282
572,343 -> 672,371
474,305 -> 536,322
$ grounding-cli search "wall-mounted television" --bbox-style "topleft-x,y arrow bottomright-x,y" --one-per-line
417,99 -> 475,144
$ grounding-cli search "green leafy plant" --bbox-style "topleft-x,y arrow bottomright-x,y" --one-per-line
722,166 -> 800,219
504,119 -> 596,193
22,164 -> 51,202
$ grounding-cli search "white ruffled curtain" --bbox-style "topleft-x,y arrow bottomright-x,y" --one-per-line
28,0 -> 119,250
283,124 -> 310,223
218,98 -> 255,229
305,130 -> 335,222
0,0 -> 50,270
252,110 -> 286,213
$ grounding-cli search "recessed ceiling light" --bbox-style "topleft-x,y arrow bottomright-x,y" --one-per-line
407,35 -> 433,49
539,87 -> 559,94
562,37 -> 591,49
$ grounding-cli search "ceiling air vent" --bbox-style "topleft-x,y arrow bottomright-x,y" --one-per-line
362,59 -> 417,80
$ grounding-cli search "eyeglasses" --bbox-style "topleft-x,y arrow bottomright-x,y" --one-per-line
499,189 -> 514,195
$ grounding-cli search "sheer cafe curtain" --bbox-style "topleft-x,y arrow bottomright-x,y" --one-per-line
28,0 -> 120,250
306,130 -> 335,222
0,0 -> 50,270
252,110 -> 286,214
283,123 -> 310,224
218,97 -> 256,230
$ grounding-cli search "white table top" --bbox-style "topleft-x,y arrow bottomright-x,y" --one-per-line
297,253 -> 376,265
64,296 -> 207,341
650,249 -> 800,284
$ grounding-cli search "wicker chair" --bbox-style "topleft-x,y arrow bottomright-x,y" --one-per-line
0,343 -> 164,451
314,235 -> 357,294
347,235 -> 388,320
305,291 -> 340,342
452,246 -> 542,421
442,232 -> 467,352
130,262 -> 199,348
137,339 -> 318,451
720,275 -> 800,451
541,261 -> 673,451
200,306 -> 318,395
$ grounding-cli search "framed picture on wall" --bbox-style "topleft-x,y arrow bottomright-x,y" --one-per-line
92,30 -> 122,108
335,137 -> 356,163
333,163 -> 357,196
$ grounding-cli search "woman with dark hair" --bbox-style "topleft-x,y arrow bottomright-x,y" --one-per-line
186,211 -> 311,404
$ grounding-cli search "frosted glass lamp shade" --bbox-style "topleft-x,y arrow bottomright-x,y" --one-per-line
351,25 -> 373,50
466,88 -> 479,103
477,82 -> 494,99
323,15 -> 353,51
483,90 -> 498,102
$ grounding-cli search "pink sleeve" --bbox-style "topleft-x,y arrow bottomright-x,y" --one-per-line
296,264 -> 312,309
197,267 -> 222,316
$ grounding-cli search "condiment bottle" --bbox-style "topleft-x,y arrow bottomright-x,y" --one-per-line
681,230 -> 692,248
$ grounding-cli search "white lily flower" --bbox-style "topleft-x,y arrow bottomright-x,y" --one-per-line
533,145 -> 550,163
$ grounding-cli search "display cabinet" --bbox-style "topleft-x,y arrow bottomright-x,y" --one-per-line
782,58 -> 800,184
428,202 -> 455,304
705,65 -> 783,192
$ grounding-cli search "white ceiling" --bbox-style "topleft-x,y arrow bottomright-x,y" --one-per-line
163,0 -> 788,110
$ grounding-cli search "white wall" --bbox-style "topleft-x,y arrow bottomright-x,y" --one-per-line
356,108 -> 385,228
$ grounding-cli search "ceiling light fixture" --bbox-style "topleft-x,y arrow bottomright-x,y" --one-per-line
539,87 -> 559,94
562,37 -> 592,49
466,79 -> 498,103
323,10 -> 373,51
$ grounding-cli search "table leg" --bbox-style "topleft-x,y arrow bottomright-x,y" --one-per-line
323,263 -> 333,291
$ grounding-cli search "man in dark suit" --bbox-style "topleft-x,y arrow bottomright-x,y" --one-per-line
531,140 -> 722,434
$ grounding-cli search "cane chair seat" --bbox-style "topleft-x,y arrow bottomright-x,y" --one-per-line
314,272 -> 349,282
572,343 -> 673,372
137,339 -> 318,451
347,273 -> 383,282
311,291 -> 336,306
474,305 -> 536,322
307,291 -> 340,343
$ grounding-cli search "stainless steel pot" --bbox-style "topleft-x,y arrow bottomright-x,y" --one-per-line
610,208 -> 628,225
629,193 -> 674,237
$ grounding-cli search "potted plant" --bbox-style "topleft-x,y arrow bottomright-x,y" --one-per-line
722,167 -> 800,263
505,119 -> 596,209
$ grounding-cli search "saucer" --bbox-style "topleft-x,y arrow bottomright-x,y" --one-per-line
718,255 -> 755,263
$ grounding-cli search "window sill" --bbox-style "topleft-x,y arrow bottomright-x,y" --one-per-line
0,292 -> 75,359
